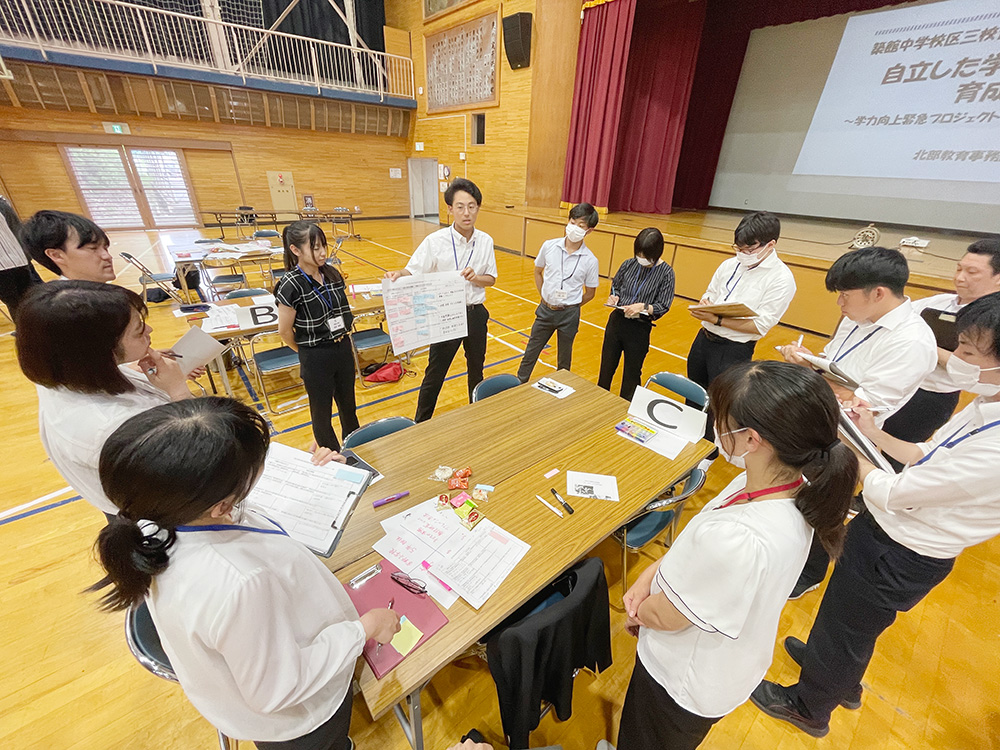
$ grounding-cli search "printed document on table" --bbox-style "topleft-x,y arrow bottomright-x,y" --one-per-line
566,471 -> 619,502
382,271 -> 467,353
200,305 -> 240,333
244,442 -> 372,557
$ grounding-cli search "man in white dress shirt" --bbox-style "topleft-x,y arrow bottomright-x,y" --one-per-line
385,179 -> 498,422
781,246 -> 937,596
753,292 -> 1000,738
516,202 -> 601,383
687,211 -> 796,442
20,210 -> 116,282
0,197 -> 42,318
884,238 -> 1000,445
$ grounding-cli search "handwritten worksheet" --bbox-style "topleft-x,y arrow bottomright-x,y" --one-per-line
382,271 -> 467,353
245,443 -> 372,556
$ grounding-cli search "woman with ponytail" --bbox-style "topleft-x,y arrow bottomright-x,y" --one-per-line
274,221 -> 359,451
614,360 -> 857,750
92,397 -> 399,749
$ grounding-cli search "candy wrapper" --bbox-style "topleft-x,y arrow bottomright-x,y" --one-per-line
435,493 -> 452,511
454,466 -> 473,479
430,465 -> 454,482
448,476 -> 469,490
459,508 -> 484,530
450,491 -> 472,508
471,488 -> 489,503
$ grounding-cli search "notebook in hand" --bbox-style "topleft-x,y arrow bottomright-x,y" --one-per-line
688,302 -> 758,318
345,560 -> 449,679
919,307 -> 958,352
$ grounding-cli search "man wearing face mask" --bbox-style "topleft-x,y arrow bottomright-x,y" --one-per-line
884,238 -> 1000,446
516,203 -> 601,383
687,212 -> 796,441
781,246 -> 937,596
752,292 -> 1000,739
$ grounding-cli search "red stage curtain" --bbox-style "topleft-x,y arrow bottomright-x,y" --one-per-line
672,0 -> 913,210
560,0 -> 638,210
608,0 -> 706,214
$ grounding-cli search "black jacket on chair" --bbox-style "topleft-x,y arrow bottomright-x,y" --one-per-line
485,557 -> 613,749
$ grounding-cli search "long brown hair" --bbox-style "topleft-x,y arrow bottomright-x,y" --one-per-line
709,360 -> 858,558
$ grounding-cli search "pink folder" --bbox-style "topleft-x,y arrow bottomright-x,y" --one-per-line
345,559 -> 449,679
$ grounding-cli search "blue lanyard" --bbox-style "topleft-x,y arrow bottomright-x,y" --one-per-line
302,270 -> 337,313
561,248 -> 583,288
175,521 -> 288,536
451,229 -> 476,271
832,325 -> 881,363
629,262 -> 654,303
723,265 -> 744,301
914,418 -> 1000,466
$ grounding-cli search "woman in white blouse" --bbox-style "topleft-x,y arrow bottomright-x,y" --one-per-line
617,360 -> 858,749
90,397 -> 400,749
16,281 -> 191,520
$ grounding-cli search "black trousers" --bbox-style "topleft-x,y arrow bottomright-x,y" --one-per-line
0,264 -> 42,319
686,328 -> 757,441
790,512 -> 954,723
598,309 -> 653,401
415,303 -> 489,422
618,655 -> 721,750
298,338 -> 360,451
796,387 -> 959,589
254,687 -> 352,750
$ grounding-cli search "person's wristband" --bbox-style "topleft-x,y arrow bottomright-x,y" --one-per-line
716,315 -> 723,326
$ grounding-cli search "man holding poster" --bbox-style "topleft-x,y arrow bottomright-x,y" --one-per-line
385,178 -> 498,422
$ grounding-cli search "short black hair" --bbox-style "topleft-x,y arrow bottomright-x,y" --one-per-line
734,211 -> 780,248
568,203 -> 599,229
634,227 -> 664,263
825,246 -> 908,297
444,178 -> 482,207
956,291 -> 1000,360
967,237 -> 1000,275
20,210 -> 110,275
16,281 -> 146,394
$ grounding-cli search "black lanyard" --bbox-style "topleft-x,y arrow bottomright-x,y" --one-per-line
723,265 -> 744,301
561,248 -> 583,288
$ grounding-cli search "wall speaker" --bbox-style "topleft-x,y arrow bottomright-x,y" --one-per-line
502,12 -> 532,70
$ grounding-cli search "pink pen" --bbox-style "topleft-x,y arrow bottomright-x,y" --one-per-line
421,561 -> 452,591
373,491 -> 409,508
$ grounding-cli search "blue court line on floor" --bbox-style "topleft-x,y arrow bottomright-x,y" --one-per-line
489,317 -> 535,341
275,352 -> 524,436
0,495 -> 82,527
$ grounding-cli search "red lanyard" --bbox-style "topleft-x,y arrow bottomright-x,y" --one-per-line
718,478 -> 804,509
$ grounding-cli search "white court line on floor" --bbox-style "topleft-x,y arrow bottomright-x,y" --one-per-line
0,486 -> 74,521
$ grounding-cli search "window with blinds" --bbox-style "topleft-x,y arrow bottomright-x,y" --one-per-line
129,149 -> 198,226
63,147 -> 144,229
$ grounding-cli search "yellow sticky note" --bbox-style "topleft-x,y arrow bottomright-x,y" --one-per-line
390,616 -> 423,657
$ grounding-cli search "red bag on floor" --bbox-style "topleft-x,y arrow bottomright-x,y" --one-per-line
364,362 -> 405,383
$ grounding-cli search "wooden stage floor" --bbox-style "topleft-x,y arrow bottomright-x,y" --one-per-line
1,219 -> 996,749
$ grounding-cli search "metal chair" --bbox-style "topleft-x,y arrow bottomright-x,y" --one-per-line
644,371 -> 708,410
251,229 -> 280,246
350,314 -> 400,388
614,468 -> 707,591
472,373 -> 522,402
125,602 -> 239,749
119,253 -> 184,304
247,333 -> 304,414
342,416 -> 415,449
225,288 -> 271,299
202,257 -> 248,299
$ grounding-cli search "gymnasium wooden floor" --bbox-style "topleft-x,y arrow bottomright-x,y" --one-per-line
2,219 -> 997,749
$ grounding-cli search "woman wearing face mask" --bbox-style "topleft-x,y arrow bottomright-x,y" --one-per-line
613,360 -> 857,749
751,291 -> 1000,739
90,397 -> 400,750
275,221 -> 359,451
15,281 -> 192,521
597,227 -> 676,401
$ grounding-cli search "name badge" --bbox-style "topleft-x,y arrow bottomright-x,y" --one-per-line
552,289 -> 569,303
327,315 -> 346,333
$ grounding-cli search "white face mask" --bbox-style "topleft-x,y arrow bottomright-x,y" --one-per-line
735,248 -> 765,266
715,427 -> 749,468
565,223 -> 588,243
636,256 -> 653,267
945,354 -> 1000,395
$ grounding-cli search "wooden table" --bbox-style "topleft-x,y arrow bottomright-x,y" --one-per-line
326,372 -> 713,748
201,208 -> 280,239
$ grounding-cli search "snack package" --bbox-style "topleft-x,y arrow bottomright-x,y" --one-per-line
430,465 -> 454,482
471,488 -> 489,503
435,493 -> 452,511
454,466 -> 473,479
459,508 -> 484,530
448,476 -> 469,490
450,491 -> 472,508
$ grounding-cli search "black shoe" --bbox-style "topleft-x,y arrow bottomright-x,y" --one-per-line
750,680 -> 830,738
788,580 -> 820,600
784,637 -> 863,710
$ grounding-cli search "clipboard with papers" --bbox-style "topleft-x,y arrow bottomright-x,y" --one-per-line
687,302 -> 758,318
838,410 -> 897,474
798,352 -> 861,391
919,307 -> 958,351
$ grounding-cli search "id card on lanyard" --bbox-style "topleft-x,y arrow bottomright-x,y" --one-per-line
305,272 -> 346,333
915,418 -> 1000,466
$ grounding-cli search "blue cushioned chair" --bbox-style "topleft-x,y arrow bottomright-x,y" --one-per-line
342,416 -> 416,450
225,288 -> 271,299
645,371 -> 708,410
472,373 -> 522,402
252,229 -> 280,246
247,333 -> 303,414
125,602 -> 239,749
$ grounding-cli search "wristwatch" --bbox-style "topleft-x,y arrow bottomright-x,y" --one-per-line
716,315 -> 723,326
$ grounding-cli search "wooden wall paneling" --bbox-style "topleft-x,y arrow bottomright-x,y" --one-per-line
184,149 -> 244,212
610,233 -> 644,279
782,263 -> 842,336
524,0 -> 582,208
384,26 -> 412,58
672,244 -> 727,301
524,217 -> 558,258
0,141 -> 85,216
477,208 -> 524,253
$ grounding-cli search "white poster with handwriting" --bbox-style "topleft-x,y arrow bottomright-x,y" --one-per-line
382,271 -> 467,353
